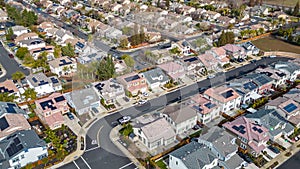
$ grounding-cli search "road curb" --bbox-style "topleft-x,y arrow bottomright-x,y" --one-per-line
110,126 -> 145,169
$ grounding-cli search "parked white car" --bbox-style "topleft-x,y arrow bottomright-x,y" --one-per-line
118,116 -> 131,124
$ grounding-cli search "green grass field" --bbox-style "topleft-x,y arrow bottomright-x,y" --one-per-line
252,36 -> 300,54
264,0 -> 299,7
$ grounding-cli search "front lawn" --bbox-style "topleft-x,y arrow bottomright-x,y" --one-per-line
156,159 -> 168,169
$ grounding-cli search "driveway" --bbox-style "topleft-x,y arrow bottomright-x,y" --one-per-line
0,45 -> 29,82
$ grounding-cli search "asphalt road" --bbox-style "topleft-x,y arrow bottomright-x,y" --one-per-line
278,151 -> 300,169
0,44 -> 29,82
59,57 -> 290,169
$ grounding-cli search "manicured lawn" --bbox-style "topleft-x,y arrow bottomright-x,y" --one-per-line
156,159 -> 168,169
252,36 -> 300,54
264,0 -> 299,7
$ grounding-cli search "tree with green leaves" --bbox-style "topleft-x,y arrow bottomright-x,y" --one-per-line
6,27 -> 14,41
61,43 -> 75,57
258,28 -> 265,35
121,54 -> 135,68
166,0 -> 170,9
120,38 -> 129,48
54,45 -> 62,58
95,56 -> 115,81
0,92 -> 17,102
12,71 -> 25,83
218,31 -> 235,47
293,1 -> 299,16
23,88 -> 37,101
16,47 -> 29,60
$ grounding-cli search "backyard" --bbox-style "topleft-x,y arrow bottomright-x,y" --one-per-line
252,36 -> 300,54
264,0 -> 299,7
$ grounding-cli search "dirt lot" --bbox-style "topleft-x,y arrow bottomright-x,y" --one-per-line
264,0 -> 298,7
252,36 -> 300,54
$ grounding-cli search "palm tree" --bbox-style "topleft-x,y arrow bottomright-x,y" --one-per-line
240,30 -> 245,40
12,71 -> 25,83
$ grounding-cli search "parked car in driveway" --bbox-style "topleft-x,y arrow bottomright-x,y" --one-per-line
67,112 -> 74,120
138,99 -> 147,105
118,116 -> 131,124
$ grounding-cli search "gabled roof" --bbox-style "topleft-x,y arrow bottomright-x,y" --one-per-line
170,142 -> 217,169
163,105 -> 197,124
204,86 -> 240,103
243,73 -> 274,86
0,102 -> 26,118
64,88 -> 100,111
141,68 -> 169,85
274,61 -> 300,74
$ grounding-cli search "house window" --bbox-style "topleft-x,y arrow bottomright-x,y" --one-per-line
12,157 -> 19,163
21,155 -> 24,159
176,161 -> 178,165
38,154 -> 47,160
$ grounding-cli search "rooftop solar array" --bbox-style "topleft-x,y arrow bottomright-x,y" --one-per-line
192,105 -> 203,112
184,57 -> 198,63
256,76 -> 270,85
0,117 -> 9,130
76,42 -> 85,49
283,103 -> 298,113
54,96 -> 65,103
124,75 -> 140,82
58,59 -> 72,66
6,137 -> 24,157
38,80 -> 49,86
232,125 -> 246,134
243,82 -> 257,90
32,77 -> 38,83
50,77 -> 59,84
252,126 -> 263,133
95,83 -> 105,92
204,102 -> 216,109
40,100 -> 57,110
5,103 -> 17,114
0,87 -> 14,94
221,90 -> 234,99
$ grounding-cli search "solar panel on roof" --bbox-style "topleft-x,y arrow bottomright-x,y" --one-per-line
239,125 -> 245,130
232,125 -> 239,131
240,130 -> 246,134
6,139 -> 24,157
204,102 -> 216,109
124,75 -> 140,82
0,117 -> 9,130
283,103 -> 298,113
40,100 -> 56,110
50,77 -> 59,84
221,90 -> 234,99
253,126 -> 258,131
257,129 -> 263,133
5,103 -> 16,113
54,96 -> 65,102
192,105 -> 203,112
32,77 -> 38,83
13,138 -> 20,145
243,82 -> 257,90
256,76 -> 269,85
184,57 -> 198,63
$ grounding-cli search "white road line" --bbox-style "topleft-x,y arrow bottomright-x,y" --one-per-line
73,161 -> 80,169
119,162 -> 133,169
85,146 -> 100,152
81,156 -> 92,169
97,125 -> 104,147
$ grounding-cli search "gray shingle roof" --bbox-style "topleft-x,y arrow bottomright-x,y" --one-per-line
245,109 -> 294,137
64,88 -> 100,111
163,105 -> 197,124
243,73 -> 273,86
170,142 -> 217,169
0,102 -> 27,118
275,61 -> 300,74
141,68 -> 169,85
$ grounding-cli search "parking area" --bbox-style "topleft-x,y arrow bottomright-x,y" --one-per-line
63,114 -> 82,136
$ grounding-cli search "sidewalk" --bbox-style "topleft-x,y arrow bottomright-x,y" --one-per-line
261,140 -> 300,169
110,126 -> 145,169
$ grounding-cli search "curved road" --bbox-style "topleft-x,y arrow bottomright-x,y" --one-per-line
60,57 -> 290,169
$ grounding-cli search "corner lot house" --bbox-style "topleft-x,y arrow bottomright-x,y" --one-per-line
162,105 -> 197,134
169,142 -> 218,169
189,94 -> 220,124
256,67 -> 288,88
18,38 -> 46,50
0,80 -> 20,101
140,68 -> 170,89
242,73 -> 274,95
117,73 -> 148,96
223,116 -> 269,157
0,130 -> 48,169
204,86 -> 242,113
35,93 -> 68,130
26,73 -> 62,96
274,61 -> 300,82
133,118 -> 176,150
93,78 -> 125,105
64,88 -> 100,115
48,56 -> 77,77
222,44 -> 246,59
0,102 -> 28,119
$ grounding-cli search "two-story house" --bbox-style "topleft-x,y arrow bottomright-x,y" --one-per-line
48,56 -> 77,77
171,40 -> 192,56
117,73 -> 148,96
26,73 -> 62,96
15,32 -> 38,44
210,47 -> 230,66
198,52 -> 220,72
133,118 -> 176,151
158,62 -> 186,82
18,38 -> 46,50
169,142 -> 219,169
222,44 -> 246,59
140,68 -> 170,89
189,94 -> 221,124
93,78 -> 125,105
256,67 -> 288,88
35,93 -> 68,130
181,56 -> 205,75
0,130 -> 48,169
223,116 -> 269,157
11,25 -> 29,36
162,105 -> 197,135
274,61 -> 300,82
204,86 -> 242,113
242,73 -> 274,95
0,80 -> 20,102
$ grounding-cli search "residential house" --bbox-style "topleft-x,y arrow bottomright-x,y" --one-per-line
19,38 -> 46,50
64,88 -> 100,115
146,49 -> 173,65
255,67 -> 288,88
189,94 -> 221,124
35,93 -> 68,130
171,40 -> 192,56
55,30 -> 74,44
11,26 -> 29,36
242,73 -> 274,95
198,126 -> 246,169
245,109 -> 294,140
38,22 -> 55,32
48,56 -> 77,77
114,60 -> 128,74
223,116 -> 269,156
93,78 -> 125,105
146,32 -> 162,43
157,62 -> 186,82
162,104 -> 197,135
222,44 -> 246,59
104,27 -> 122,42
198,52 -> 220,72
140,68 -> 170,89
0,113 -> 31,140
0,80 -> 20,101
274,61 -> 300,82
0,130 -> 48,169
217,16 -> 236,26
204,86 -> 242,113
181,56 -> 205,75
15,32 -> 38,44
26,73 -> 62,96
284,88 -> 300,104
203,10 -> 221,21
0,102 -> 28,118
210,47 -> 230,66
239,42 -> 260,56
64,9 -> 79,19
169,142 -> 218,169
30,46 -> 55,60
133,118 -> 176,150
44,28 -> 58,38
0,9 -> 8,22
117,73 -> 148,96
